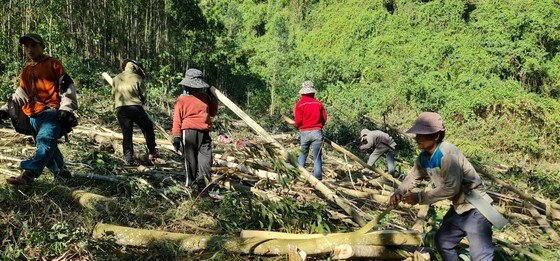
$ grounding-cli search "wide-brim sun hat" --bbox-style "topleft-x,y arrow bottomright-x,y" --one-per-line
179,68 -> 209,88
121,59 -> 146,78
299,80 -> 317,94
405,112 -> 445,134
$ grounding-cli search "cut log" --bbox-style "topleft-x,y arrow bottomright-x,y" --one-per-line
93,223 -> 422,255
70,189 -> 118,212
0,155 -> 22,162
210,87 -> 367,226
332,244 -> 410,260
412,205 -> 430,233
73,127 -> 175,152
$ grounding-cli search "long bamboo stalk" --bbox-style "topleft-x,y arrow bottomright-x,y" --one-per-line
210,87 -> 367,226
477,167 -> 560,223
524,202 -> 560,242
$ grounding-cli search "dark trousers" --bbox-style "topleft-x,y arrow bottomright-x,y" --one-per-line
116,105 -> 156,162
435,208 -> 494,261
182,129 -> 212,186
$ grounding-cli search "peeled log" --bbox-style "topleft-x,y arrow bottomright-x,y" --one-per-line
93,223 -> 422,256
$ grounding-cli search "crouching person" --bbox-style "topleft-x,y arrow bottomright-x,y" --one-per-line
359,129 -> 397,178
389,112 -> 498,261
7,33 -> 78,185
172,69 -> 218,192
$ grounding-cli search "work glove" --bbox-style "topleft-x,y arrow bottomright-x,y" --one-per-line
389,192 -> 403,206
173,136 -> 182,152
358,145 -> 367,151
12,87 -> 29,106
57,109 -> 71,122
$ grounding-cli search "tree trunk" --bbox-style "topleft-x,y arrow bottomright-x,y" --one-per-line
93,223 -> 422,256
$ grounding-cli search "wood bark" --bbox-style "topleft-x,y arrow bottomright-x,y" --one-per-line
332,244 -> 411,260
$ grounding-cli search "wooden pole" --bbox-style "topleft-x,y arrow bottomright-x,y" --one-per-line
209,87 -> 367,226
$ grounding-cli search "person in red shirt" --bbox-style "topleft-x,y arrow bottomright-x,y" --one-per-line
172,68 -> 218,192
293,81 -> 327,180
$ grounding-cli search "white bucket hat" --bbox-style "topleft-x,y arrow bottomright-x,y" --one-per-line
299,80 -> 317,94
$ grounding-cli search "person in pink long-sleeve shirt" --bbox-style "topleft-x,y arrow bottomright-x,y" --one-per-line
293,80 -> 327,180
172,68 -> 218,191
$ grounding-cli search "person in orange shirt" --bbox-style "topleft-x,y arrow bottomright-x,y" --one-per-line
6,33 -> 78,186
172,68 -> 218,192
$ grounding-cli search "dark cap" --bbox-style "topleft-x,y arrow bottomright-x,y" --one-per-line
19,33 -> 46,47
121,59 -> 146,78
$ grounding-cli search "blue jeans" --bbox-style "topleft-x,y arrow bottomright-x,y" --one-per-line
367,148 -> 396,177
20,110 -> 65,178
435,208 -> 494,261
298,130 -> 323,180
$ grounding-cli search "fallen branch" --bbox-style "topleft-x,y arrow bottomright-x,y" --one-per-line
524,202 -> 560,242
73,172 -> 127,184
213,158 -> 278,181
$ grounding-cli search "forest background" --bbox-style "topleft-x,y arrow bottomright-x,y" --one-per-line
1,0 -> 560,259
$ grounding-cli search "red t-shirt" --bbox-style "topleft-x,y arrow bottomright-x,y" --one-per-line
293,94 -> 327,131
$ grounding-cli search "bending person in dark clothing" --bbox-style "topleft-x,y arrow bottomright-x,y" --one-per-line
112,59 -> 157,165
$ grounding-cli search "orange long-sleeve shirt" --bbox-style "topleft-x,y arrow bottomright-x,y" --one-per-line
172,92 -> 218,136
19,56 -> 66,116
